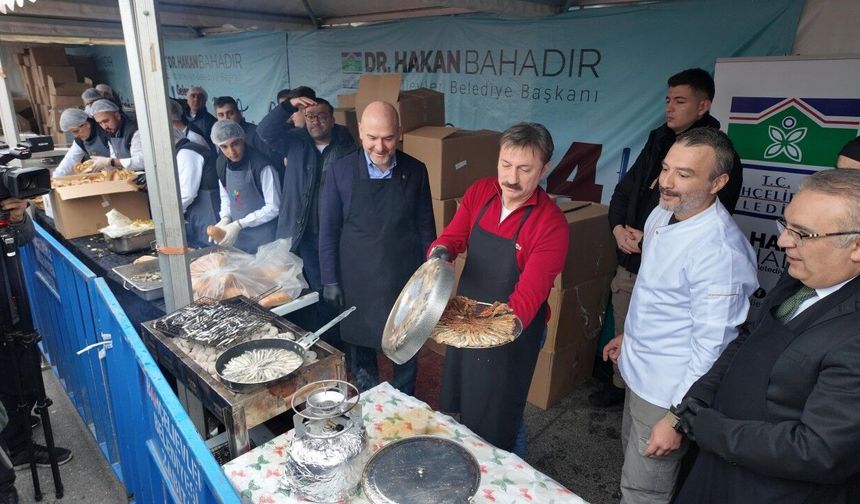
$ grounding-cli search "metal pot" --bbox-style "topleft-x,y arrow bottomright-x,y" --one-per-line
281,380 -> 371,503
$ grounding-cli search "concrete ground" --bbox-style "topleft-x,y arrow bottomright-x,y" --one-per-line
524,378 -> 624,504
17,368 -> 624,504
12,369 -> 127,504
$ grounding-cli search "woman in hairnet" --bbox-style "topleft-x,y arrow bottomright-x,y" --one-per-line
209,120 -> 280,253
53,108 -> 111,177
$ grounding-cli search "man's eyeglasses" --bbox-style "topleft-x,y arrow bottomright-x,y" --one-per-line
775,217 -> 860,246
304,113 -> 331,123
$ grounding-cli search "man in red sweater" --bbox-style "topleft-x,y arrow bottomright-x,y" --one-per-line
428,122 -> 569,453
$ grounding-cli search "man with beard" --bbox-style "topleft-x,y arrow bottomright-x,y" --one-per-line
602,128 -> 757,504
90,99 -> 143,171
54,108 -> 110,176
597,68 -> 744,408
673,169 -> 860,504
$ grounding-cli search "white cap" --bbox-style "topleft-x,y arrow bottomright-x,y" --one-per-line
59,108 -> 89,132
210,119 -> 245,145
91,99 -> 120,115
81,88 -> 101,103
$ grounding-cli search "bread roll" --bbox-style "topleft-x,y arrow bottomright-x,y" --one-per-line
259,291 -> 292,308
133,255 -> 157,265
207,225 -> 226,242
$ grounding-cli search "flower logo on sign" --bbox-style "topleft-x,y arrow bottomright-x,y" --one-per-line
764,116 -> 807,162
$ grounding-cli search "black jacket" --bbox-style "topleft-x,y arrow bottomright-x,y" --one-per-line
607,113 -> 743,274
185,108 -> 217,142
679,273 -> 860,504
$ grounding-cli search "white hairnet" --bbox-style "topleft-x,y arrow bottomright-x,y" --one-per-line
168,100 -> 184,121
81,88 -> 102,102
59,108 -> 89,132
91,99 -> 120,115
210,119 -> 245,145
95,83 -> 113,95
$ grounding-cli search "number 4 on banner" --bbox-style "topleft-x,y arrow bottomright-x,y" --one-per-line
545,142 -> 604,202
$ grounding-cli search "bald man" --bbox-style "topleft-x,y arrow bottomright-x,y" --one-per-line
319,101 -> 436,394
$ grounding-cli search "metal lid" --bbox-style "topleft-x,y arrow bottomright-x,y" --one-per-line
382,258 -> 455,364
362,436 -> 480,504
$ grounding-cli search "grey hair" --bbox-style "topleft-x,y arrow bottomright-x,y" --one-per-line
500,122 -> 554,164
674,127 -> 737,180
799,169 -> 860,246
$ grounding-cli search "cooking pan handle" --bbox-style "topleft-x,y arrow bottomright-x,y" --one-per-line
296,306 -> 356,350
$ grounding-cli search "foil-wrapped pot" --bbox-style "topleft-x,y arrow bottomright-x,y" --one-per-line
281,381 -> 370,503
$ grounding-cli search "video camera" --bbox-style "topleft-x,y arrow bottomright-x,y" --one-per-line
0,146 -> 52,200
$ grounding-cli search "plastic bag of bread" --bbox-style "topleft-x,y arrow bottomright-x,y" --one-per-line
247,239 -> 308,307
188,240 -> 307,307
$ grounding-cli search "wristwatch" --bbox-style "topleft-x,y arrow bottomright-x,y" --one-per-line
664,410 -> 682,432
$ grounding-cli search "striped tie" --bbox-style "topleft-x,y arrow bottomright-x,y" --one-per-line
775,286 -> 817,322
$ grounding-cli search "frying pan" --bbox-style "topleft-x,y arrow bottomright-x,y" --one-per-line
215,306 -> 355,393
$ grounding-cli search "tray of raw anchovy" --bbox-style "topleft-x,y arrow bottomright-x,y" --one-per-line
153,295 -> 313,379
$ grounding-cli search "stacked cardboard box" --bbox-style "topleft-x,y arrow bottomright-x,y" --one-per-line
404,126 -> 501,235
527,201 -> 618,409
333,74 -> 445,146
15,46 -> 95,145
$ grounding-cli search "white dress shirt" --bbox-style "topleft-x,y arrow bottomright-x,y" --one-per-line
54,143 -> 86,177
108,130 -> 144,171
175,148 -> 204,212
619,201 -> 759,408
218,164 -> 280,229
791,275 -> 857,320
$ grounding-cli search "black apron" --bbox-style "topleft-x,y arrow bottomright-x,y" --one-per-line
676,287 -> 846,504
439,196 -> 547,451
338,155 -> 421,349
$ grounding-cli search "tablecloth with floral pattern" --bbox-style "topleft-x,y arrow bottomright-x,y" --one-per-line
223,381 -> 587,503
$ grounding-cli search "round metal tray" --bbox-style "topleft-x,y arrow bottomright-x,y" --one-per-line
431,301 -> 523,349
362,436 -> 480,504
382,258 -> 455,365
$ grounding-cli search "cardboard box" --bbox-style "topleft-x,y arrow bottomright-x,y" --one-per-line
431,198 -> 458,237
337,93 -> 356,108
333,107 -> 359,147
28,47 -> 69,66
528,345 -> 587,410
556,201 -> 617,288
354,74 -> 444,135
49,95 -> 82,110
37,66 -> 77,86
404,126 -> 501,200
545,274 -> 612,352
49,176 -> 151,239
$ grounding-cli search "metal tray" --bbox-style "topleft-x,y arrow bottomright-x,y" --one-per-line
382,258 -> 455,365
362,436 -> 480,504
113,245 -> 230,301
431,301 -> 523,349
103,229 -> 156,254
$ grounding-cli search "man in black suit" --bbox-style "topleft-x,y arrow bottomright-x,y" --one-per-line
673,168 -> 860,504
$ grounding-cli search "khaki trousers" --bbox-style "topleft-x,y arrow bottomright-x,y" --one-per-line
620,390 -> 687,504
610,265 -> 637,388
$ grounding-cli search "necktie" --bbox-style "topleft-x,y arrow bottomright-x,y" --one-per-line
775,286 -> 817,322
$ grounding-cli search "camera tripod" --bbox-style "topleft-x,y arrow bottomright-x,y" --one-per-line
0,209 -> 63,501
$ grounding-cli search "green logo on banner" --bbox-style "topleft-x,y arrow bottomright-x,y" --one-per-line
341,52 -> 363,73
728,103 -> 856,167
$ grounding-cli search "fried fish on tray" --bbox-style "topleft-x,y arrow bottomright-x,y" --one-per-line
431,296 -> 518,348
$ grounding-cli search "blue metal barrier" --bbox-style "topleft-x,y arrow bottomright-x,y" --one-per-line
20,223 -> 240,503
20,226 -> 122,478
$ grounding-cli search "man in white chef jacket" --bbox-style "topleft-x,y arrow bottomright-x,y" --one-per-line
602,128 -> 757,504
